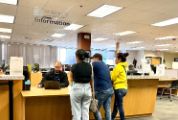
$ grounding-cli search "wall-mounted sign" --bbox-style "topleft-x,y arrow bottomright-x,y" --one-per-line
34,16 -> 70,26
84,35 -> 90,40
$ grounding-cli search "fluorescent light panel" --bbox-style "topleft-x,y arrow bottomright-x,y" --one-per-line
0,35 -> 11,39
0,14 -> 15,23
127,41 -> 143,44
93,38 -> 107,42
64,24 -> 83,31
155,36 -> 177,40
115,31 -> 136,36
152,17 -> 178,27
0,0 -> 17,5
155,44 -> 172,47
132,46 -> 145,50
51,33 -> 65,38
158,49 -> 169,51
0,28 -> 12,33
87,5 -> 122,18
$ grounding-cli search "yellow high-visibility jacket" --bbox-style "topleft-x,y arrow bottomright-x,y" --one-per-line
111,62 -> 128,90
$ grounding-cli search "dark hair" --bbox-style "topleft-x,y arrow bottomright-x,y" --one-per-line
92,53 -> 103,61
76,49 -> 90,61
117,53 -> 129,62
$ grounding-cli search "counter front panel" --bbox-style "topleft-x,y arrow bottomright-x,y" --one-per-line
22,77 -> 159,120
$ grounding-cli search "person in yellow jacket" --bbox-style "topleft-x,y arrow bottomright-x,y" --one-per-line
111,52 -> 129,120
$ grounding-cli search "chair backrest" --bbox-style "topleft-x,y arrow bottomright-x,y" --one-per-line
30,72 -> 42,86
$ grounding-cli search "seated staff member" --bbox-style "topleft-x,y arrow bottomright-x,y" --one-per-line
68,49 -> 92,120
91,53 -> 114,120
127,64 -> 138,75
39,61 -> 69,88
0,67 -> 3,75
111,52 -> 129,120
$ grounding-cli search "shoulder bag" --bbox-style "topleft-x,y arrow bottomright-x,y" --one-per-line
89,64 -> 98,113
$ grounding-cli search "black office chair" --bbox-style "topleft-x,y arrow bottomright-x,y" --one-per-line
160,80 -> 178,101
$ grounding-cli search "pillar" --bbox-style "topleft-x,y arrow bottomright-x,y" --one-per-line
115,40 -> 120,54
77,32 -> 91,51
0,41 -> 2,64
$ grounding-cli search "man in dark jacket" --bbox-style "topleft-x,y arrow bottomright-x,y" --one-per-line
39,61 -> 69,88
91,53 -> 114,120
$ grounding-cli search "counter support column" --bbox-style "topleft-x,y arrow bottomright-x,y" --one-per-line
0,81 -> 14,120
9,81 -> 14,120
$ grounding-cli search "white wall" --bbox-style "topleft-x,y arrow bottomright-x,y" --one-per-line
119,50 -> 178,69
127,51 -> 137,65
144,51 -> 164,60
122,50 -> 178,69
127,50 -> 144,68
164,52 -> 178,68
144,51 -> 178,68
136,50 -> 144,67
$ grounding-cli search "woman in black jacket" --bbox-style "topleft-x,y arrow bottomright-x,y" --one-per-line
69,49 -> 92,120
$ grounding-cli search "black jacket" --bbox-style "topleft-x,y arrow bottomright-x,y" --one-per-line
40,69 -> 69,88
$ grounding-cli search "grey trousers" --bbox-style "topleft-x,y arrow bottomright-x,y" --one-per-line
70,82 -> 92,120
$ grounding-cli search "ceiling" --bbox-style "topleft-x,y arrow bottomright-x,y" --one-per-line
0,0 -> 178,51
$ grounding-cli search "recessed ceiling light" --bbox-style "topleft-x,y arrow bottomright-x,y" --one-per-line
51,33 -> 65,38
152,17 -> 178,27
0,14 -> 15,23
0,35 -> 11,39
64,24 -> 84,31
87,5 -> 123,18
0,28 -> 12,33
115,31 -> 136,36
155,44 -> 172,47
0,0 -> 17,5
157,49 -> 169,51
93,38 -> 107,42
155,36 -> 177,40
127,41 -> 143,44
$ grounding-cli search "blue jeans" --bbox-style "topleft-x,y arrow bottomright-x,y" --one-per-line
112,89 -> 127,120
94,88 -> 114,120
70,82 -> 92,120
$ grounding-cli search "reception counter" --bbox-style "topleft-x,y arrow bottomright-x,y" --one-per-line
21,87 -> 71,120
0,75 -> 161,120
21,76 -> 159,120
0,75 -> 24,120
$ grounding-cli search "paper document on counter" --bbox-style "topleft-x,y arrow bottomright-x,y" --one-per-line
10,57 -> 23,75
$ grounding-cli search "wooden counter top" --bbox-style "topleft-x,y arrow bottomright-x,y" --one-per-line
127,75 -> 178,81
21,87 -> 70,97
21,76 -> 160,98
0,75 -> 24,80
159,76 -> 177,81
127,76 -> 159,80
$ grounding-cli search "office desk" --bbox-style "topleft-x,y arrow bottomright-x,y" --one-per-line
21,76 -> 159,120
158,77 -> 178,95
158,77 -> 177,88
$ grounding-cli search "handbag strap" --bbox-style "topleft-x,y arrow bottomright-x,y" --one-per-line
91,64 -> 95,98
